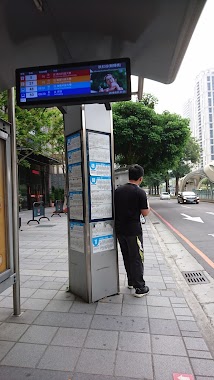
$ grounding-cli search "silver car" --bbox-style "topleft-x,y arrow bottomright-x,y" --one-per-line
160,192 -> 170,200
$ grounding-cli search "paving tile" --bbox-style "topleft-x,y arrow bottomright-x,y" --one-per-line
147,295 -> 171,307
21,298 -> 50,310
19,325 -> 58,344
70,301 -> 97,314
91,315 -> 149,332
34,311 -> 92,328
84,330 -> 118,350
196,377 -> 214,380
38,345 -> 80,371
22,280 -> 45,289
188,350 -> 213,359
6,310 -> 41,325
121,304 -> 148,317
0,341 -> 15,361
1,342 -> 46,368
53,291 -> 76,301
40,282 -> 64,290
148,306 -> 175,319
190,358 -> 214,376
0,308 -> 13,322
153,354 -> 192,380
161,290 -> 176,297
20,288 -> 37,297
95,303 -> 122,316
173,307 -> 193,316
0,367 -> 72,380
0,297 -> 13,308
31,289 -> 58,299
176,316 -> 195,321
75,348 -> 115,375
51,327 -> 88,347
170,297 -> 187,304
181,331 -> 203,338
72,375 -> 145,380
151,334 -> 187,356
123,294 -> 147,305
0,323 -> 29,341
150,318 -> 181,336
183,336 -> 209,351
115,351 -> 153,379
99,294 -> 123,303
118,331 -> 151,353
44,300 -> 73,312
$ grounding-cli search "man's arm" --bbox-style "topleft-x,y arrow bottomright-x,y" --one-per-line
140,198 -> 150,217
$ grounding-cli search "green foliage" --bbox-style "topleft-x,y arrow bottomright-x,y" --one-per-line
51,186 -> 64,202
0,90 -> 64,166
112,101 -> 190,176
138,93 -> 158,109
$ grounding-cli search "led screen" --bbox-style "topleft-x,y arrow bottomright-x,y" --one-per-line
16,58 -> 131,108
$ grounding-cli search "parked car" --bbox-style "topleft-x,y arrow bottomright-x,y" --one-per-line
177,191 -> 199,204
160,192 -> 170,200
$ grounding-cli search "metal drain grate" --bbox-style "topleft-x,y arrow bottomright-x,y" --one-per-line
152,222 -> 160,224
182,271 -> 209,284
36,225 -> 56,228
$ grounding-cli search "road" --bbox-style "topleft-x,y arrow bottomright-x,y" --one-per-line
149,196 -> 214,279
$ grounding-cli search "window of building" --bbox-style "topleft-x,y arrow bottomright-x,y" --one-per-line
208,98 -> 212,107
210,130 -> 213,138
211,154 -> 214,160
207,82 -> 211,91
209,114 -> 213,122
209,107 -> 212,113
208,91 -> 211,97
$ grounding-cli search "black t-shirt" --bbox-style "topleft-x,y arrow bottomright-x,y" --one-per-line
114,183 -> 148,236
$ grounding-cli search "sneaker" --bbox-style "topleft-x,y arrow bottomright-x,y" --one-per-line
128,281 -> 133,289
134,286 -> 149,297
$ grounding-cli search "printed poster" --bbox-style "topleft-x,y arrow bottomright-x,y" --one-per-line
69,221 -> 84,253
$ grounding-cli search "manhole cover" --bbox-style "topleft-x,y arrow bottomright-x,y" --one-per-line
182,271 -> 209,284
36,225 -> 56,227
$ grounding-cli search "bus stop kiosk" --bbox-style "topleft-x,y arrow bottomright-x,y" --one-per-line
15,58 -> 131,303
0,117 -> 18,304
64,104 -> 119,303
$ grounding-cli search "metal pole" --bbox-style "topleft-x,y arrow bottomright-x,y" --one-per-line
7,88 -> 21,315
137,77 -> 144,101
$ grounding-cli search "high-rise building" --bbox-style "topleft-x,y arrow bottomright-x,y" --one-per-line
184,69 -> 214,168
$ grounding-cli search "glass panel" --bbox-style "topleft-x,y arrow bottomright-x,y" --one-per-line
0,139 -> 7,272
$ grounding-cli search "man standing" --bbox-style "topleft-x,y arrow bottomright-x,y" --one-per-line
114,164 -> 150,297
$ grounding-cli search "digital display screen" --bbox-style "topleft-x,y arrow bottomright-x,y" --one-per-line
16,58 -> 131,108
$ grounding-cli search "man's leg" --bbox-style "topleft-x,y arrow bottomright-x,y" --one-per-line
117,235 -> 133,287
126,234 -> 146,290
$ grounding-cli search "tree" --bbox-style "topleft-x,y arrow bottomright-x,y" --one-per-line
138,93 -> 158,109
112,101 -> 190,176
0,91 -> 64,166
172,136 -> 201,194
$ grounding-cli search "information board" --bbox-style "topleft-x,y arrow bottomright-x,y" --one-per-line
16,58 -> 131,108
66,132 -> 84,221
87,131 -> 113,221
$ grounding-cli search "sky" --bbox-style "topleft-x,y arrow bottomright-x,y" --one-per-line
133,0 -> 214,116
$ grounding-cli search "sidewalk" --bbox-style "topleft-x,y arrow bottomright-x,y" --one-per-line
0,208 -> 214,380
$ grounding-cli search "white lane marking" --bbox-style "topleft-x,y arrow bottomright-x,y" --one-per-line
181,213 -> 204,223
206,212 -> 214,216
180,205 -> 191,208
208,234 -> 214,237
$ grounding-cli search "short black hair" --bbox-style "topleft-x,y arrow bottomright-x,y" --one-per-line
129,164 -> 144,181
